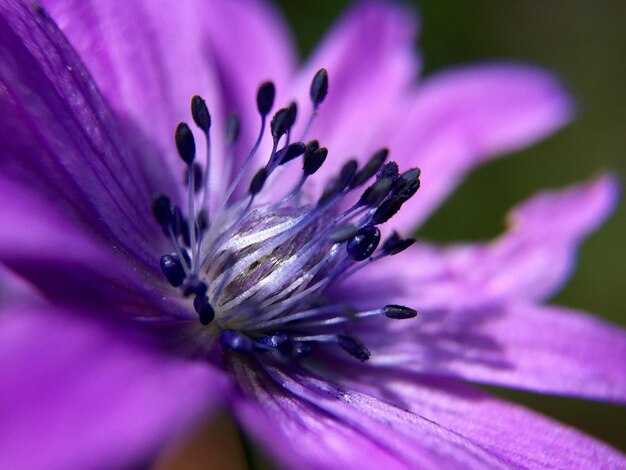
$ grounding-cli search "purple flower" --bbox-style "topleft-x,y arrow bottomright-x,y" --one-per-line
0,0 -> 624,468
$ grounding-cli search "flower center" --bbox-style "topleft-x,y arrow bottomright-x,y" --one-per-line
151,70 -> 420,362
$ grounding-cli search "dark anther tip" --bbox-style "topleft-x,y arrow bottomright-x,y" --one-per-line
193,295 -> 215,325
303,147 -> 328,176
304,140 -> 320,157
338,159 -> 359,191
393,168 -> 421,196
310,68 -> 329,107
376,161 -> 399,182
175,122 -> 196,165
351,148 -> 389,188
383,238 -> 416,256
191,95 -> 211,131
257,81 -> 276,116
220,330 -> 255,355
372,196 -> 403,225
160,254 -> 185,287
396,178 -> 421,202
382,230 -> 415,254
152,194 -> 173,226
318,159 -> 358,206
286,101 -> 298,128
278,142 -> 306,165
226,113 -> 240,145
347,225 -> 381,261
249,167 -> 268,195
271,108 -> 290,140
359,177 -> 393,208
337,334 -> 370,362
329,224 -> 359,243
383,305 -> 418,320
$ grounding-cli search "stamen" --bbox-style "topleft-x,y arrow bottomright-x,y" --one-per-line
310,68 -> 329,109
249,167 -> 268,196
151,194 -> 174,226
220,329 -> 255,354
175,122 -> 196,166
301,68 -> 329,140
151,70 -> 421,363
285,101 -> 297,143
193,295 -> 215,325
277,142 -> 306,166
222,81 -> 276,207
351,148 -> 389,188
191,95 -> 212,236
383,304 -> 418,319
256,81 -> 276,117
337,334 -> 370,362
346,225 -> 381,261
160,254 -> 185,287
191,95 -> 211,131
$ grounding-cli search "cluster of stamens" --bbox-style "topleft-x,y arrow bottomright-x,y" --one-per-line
152,69 -> 420,362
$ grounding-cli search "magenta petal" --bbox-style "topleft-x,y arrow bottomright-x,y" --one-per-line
0,304 -> 229,469
429,175 -> 619,305
41,0 -> 222,186
0,178 -> 190,318
388,63 -> 575,230
460,175 -> 618,302
43,0 -> 296,204
200,0 -> 296,181
341,176 -> 618,311
363,302 -> 626,404
340,370 -> 626,468
230,359 -> 506,468
0,1 -> 173,267
283,0 -> 420,189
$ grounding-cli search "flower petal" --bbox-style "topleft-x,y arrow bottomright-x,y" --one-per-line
338,176 -> 618,311
0,304 -> 229,469
42,0 -> 296,203
0,0 -> 172,267
282,0 -> 420,190
388,63 -> 575,230
338,369 -> 626,468
230,358 -> 507,469
343,177 -> 625,402
200,0 -> 296,178
435,175 -> 618,305
0,178 -> 191,318
363,302 -> 626,404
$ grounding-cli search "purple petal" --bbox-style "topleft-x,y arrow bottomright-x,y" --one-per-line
43,0 -> 296,205
279,0 -> 420,193
230,358 -> 507,468
0,0 -> 173,268
200,0 -> 297,185
338,369 -> 626,468
362,302 -> 626,404
388,63 -> 575,231
451,174 -> 619,302
339,176 -> 618,311
0,304 -> 229,469
0,178 -> 190,318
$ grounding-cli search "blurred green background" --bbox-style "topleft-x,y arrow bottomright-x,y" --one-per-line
276,0 -> 626,453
